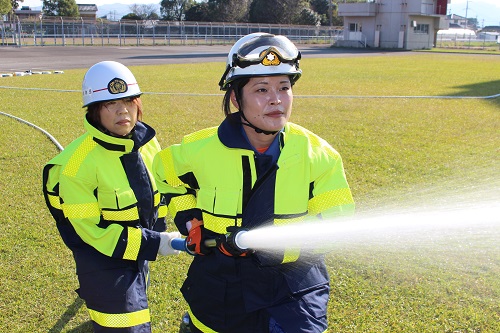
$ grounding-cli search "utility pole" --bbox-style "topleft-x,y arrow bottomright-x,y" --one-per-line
464,0 -> 469,29
329,0 -> 333,27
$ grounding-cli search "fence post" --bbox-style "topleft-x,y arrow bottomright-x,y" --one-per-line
223,23 -> 225,45
16,17 -> 22,47
136,20 -> 139,46
167,21 -> 170,46
209,22 -> 212,45
100,19 -> 104,46
182,21 -> 186,45
196,22 -> 199,45
40,16 -> 44,46
33,20 -> 37,46
81,17 -> 84,46
61,17 -> 65,46
152,21 -> 156,46
52,19 -> 56,45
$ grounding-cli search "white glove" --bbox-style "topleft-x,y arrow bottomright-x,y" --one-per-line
158,231 -> 182,256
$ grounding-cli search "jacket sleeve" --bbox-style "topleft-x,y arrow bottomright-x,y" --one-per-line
153,144 -> 201,235
308,145 -> 355,219
142,136 -> 167,233
60,171 -> 159,260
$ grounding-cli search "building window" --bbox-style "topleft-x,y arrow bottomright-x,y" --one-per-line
349,23 -> 358,32
414,24 -> 429,34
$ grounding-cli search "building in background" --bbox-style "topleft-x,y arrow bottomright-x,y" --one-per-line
77,4 -> 98,20
447,14 -> 468,28
13,4 -> 97,20
14,6 -> 42,20
337,0 -> 449,50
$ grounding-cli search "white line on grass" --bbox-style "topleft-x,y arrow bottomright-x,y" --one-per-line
1,86 -> 498,152
0,86 -> 499,99
0,111 -> 64,151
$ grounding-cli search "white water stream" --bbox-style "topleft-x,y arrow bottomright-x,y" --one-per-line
236,199 -> 499,252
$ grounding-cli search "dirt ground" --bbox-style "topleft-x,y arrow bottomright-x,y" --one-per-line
0,44 -> 407,72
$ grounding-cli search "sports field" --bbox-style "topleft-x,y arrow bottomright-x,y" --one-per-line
0,46 -> 499,332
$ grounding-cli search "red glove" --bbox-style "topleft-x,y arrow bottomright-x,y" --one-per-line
186,218 -> 212,255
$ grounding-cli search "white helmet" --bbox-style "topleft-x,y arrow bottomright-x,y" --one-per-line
219,33 -> 302,90
82,61 -> 141,107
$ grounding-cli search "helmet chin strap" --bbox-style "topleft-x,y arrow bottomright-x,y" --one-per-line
240,110 -> 278,136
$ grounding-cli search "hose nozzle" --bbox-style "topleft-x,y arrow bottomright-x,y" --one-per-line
226,228 -> 249,251
170,228 -> 249,255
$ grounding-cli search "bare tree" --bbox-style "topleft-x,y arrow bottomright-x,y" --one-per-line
129,3 -> 158,20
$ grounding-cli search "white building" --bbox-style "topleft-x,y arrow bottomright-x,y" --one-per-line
337,0 -> 450,50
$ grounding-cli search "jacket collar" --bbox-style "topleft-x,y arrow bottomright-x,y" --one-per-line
218,112 -> 251,150
217,111 -> 289,155
84,115 -> 156,152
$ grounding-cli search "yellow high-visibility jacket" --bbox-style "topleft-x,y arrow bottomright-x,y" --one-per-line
153,112 -> 355,332
154,114 -> 354,250
43,118 -> 166,267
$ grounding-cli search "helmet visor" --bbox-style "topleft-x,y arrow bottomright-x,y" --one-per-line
234,35 -> 300,68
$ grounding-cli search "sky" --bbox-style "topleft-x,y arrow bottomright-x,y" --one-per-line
450,0 -> 500,26
18,0 -> 500,27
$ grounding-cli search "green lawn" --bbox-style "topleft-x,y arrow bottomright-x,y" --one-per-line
0,52 -> 499,332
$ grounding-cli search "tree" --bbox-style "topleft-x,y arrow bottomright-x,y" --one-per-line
309,0 -> 343,26
42,0 -> 79,17
122,13 -> 142,20
148,12 -> 160,20
330,2 -> 343,26
1,0 -> 12,15
10,0 -> 21,11
184,2 -> 210,21
249,0 -> 280,24
129,3 -> 159,20
58,0 -> 78,17
160,0 -> 195,21
310,0 -> 329,26
296,7 -> 322,26
249,0 -> 309,25
206,0 -> 250,23
42,0 -> 57,16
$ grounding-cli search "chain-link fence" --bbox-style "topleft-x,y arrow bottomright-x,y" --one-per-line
435,32 -> 500,50
1,17 -> 344,47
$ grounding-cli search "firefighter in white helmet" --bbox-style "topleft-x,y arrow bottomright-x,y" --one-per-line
154,34 -> 355,333
43,61 -> 181,333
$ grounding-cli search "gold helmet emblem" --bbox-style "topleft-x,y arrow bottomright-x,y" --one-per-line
107,78 -> 128,94
260,51 -> 281,66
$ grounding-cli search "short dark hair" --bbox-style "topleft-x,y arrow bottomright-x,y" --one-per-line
222,78 -> 249,117
86,96 -> 143,125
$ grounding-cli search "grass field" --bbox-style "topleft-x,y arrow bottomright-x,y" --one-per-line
0,52 -> 499,332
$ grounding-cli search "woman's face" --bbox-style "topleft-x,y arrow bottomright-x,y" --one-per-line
99,97 -> 138,136
238,75 -> 293,133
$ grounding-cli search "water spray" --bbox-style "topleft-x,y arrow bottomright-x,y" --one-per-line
170,203 -> 499,254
